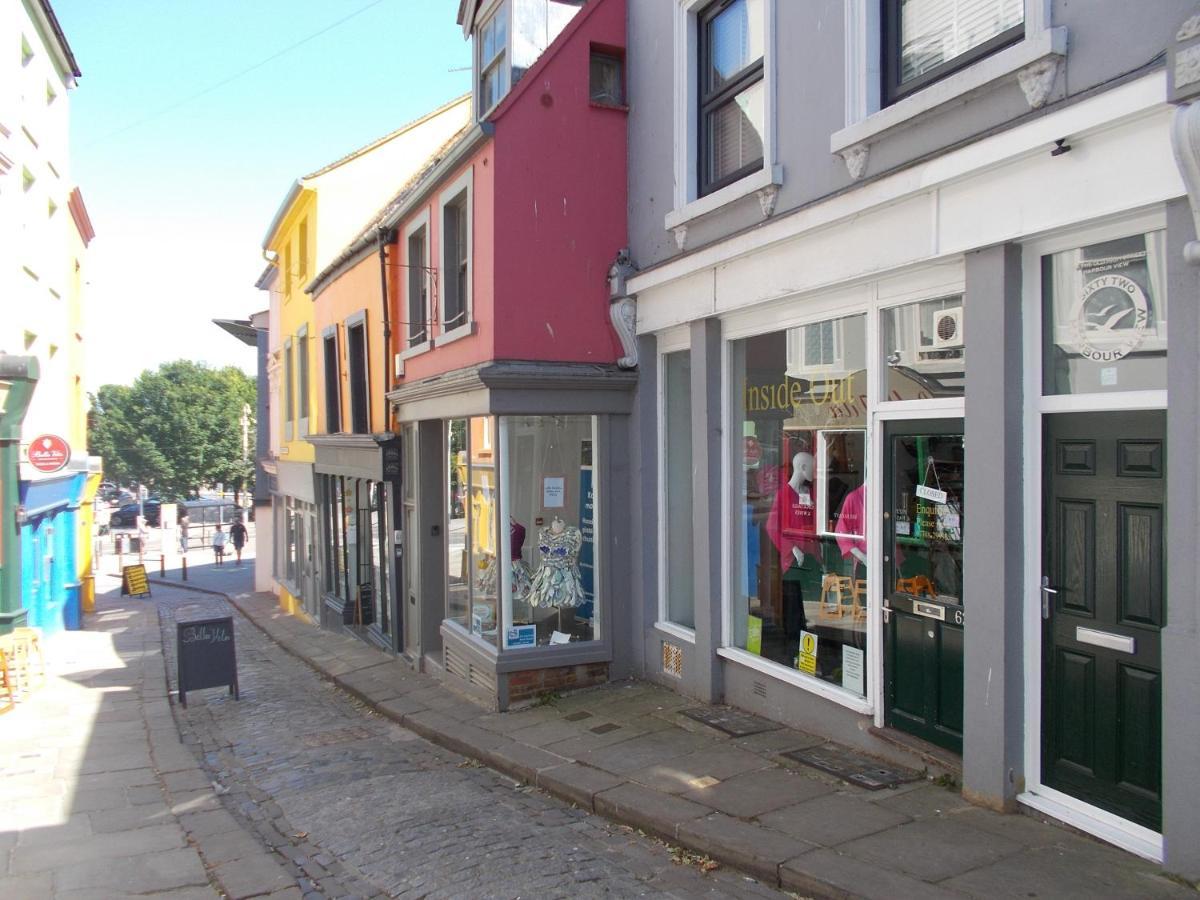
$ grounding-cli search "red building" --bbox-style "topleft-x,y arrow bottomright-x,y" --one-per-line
308,0 -> 636,708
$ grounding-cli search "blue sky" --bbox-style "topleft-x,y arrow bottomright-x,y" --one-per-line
54,0 -> 472,389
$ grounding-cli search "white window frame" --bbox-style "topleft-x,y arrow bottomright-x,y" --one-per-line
398,209 -> 433,366
344,310 -> 371,435
296,324 -> 310,438
475,0 -> 510,119
436,168 -> 475,348
833,0 -> 1066,155
666,0 -> 781,232
321,325 -> 341,434
656,327 -> 697,642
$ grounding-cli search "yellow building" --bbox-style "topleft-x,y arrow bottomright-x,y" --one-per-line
258,94 -> 471,620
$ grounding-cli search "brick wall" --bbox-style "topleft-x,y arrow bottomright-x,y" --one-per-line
506,662 -> 609,704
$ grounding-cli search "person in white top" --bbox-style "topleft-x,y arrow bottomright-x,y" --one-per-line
212,524 -> 227,566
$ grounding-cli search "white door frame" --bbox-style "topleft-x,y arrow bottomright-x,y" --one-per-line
1018,208 -> 1167,863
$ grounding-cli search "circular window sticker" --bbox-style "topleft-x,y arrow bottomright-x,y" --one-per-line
1070,273 -> 1150,362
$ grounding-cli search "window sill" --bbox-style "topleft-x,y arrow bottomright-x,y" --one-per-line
830,26 -> 1068,155
589,101 -> 629,113
654,621 -> 696,644
434,321 -> 476,348
398,340 -> 432,362
664,164 -> 783,231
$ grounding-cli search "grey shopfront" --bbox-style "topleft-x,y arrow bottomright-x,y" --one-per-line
388,361 -> 636,710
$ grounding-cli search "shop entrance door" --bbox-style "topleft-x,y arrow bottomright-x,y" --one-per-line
883,420 -> 965,754
1041,411 -> 1164,832
303,512 -> 319,620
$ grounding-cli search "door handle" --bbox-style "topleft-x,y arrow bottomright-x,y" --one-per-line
1040,576 -> 1058,620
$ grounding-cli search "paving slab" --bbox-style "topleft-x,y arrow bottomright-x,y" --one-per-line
51,846 -> 212,895
837,816 -> 1024,882
758,791 -> 913,847
628,744 -> 771,794
536,763 -> 627,810
594,782 -> 711,840
212,853 -> 295,899
780,847 -> 969,900
683,766 -> 836,819
0,872 -> 55,900
9,822 -> 186,874
679,812 -> 818,883
577,728 -> 719,775
479,741 -> 569,783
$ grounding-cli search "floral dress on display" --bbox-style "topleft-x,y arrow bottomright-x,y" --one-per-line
527,524 -> 586,608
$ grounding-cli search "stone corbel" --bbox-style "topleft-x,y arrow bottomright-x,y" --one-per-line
839,144 -> 869,181
609,296 -> 638,369
1171,101 -> 1200,266
757,183 -> 780,218
672,224 -> 688,251
1017,56 -> 1061,110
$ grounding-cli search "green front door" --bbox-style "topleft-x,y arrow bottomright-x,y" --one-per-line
1042,410 -> 1164,832
884,420 -> 965,754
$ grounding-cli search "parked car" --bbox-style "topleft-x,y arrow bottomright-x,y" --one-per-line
110,499 -> 161,528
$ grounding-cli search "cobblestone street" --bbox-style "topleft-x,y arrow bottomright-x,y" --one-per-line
153,581 -> 785,899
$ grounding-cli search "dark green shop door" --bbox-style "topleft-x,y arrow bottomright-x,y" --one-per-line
1042,411 -> 1164,832
884,421 -> 965,754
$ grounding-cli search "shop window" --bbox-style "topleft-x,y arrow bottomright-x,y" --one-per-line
732,314 -> 868,697
285,498 -> 298,585
346,319 -> 369,433
1042,231 -> 1167,396
882,0 -> 1024,106
662,351 -> 695,629
699,0 -> 765,196
322,331 -> 340,432
447,417 -> 499,646
500,415 -> 598,648
882,295 -> 965,399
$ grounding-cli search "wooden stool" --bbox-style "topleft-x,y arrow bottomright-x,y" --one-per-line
852,578 -> 867,621
818,574 -> 853,621
896,575 -> 936,599
0,628 -> 46,698
0,647 -> 14,714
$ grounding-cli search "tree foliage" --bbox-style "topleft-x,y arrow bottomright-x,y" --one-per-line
88,361 -> 256,499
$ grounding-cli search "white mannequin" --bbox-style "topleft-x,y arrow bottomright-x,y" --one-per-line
788,451 -> 814,568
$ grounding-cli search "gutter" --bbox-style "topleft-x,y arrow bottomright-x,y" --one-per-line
260,180 -> 303,250
307,122 -> 493,298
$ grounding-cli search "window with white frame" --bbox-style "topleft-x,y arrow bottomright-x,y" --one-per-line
699,0 -> 765,196
283,338 -> 294,440
476,0 -> 585,117
407,224 -> 428,347
882,0 -> 1023,105
346,316 -> 369,434
439,172 -> 473,339
322,329 -> 341,433
297,326 -> 310,435
667,0 -> 777,228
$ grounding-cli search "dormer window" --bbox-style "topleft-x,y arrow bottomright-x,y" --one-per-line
475,0 -> 585,117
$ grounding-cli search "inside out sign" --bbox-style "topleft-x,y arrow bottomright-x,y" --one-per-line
28,434 -> 70,473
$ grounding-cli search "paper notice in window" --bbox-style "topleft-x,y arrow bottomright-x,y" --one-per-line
916,484 -> 947,504
543,476 -> 565,508
842,645 -> 864,696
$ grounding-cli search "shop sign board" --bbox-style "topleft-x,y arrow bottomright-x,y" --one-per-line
121,564 -> 151,598
27,434 -> 70,473
176,616 -> 239,708
506,624 -> 536,648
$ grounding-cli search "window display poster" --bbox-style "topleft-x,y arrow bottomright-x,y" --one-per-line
797,631 -> 818,675
506,624 -> 536,648
578,464 -> 595,608
747,615 -> 762,655
842,645 -> 864,696
543,476 -> 565,508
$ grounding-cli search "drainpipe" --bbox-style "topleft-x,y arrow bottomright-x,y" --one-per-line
0,355 -> 40,635
376,225 -> 396,429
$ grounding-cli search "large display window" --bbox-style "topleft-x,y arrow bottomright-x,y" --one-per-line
447,417 -> 499,646
500,415 -> 598,649
732,313 -> 869,698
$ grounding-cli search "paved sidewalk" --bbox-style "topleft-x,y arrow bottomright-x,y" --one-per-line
0,577 -> 300,899
157,561 -> 1196,900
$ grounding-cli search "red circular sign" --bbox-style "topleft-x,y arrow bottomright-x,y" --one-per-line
28,434 -> 70,473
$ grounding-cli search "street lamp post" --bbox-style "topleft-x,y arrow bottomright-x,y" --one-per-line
0,355 -> 40,636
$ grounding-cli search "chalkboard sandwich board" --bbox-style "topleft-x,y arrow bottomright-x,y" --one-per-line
342,582 -> 375,626
121,564 -> 151,598
177,616 -> 239,708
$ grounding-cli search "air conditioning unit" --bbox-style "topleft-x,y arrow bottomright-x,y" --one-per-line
932,307 -> 964,349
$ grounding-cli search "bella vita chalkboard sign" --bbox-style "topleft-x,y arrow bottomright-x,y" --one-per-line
176,616 -> 239,707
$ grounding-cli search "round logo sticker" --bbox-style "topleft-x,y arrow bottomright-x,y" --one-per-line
1070,273 -> 1150,363
28,434 -> 70,473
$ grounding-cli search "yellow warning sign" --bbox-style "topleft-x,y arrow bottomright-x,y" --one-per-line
121,564 -> 151,598
797,630 -> 818,675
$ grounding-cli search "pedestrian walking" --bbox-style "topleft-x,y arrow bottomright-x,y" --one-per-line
230,518 -> 248,566
212,524 -> 227,565
179,513 -> 189,554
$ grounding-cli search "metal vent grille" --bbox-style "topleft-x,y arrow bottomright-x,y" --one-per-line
752,680 -> 768,698
662,641 -> 683,678
444,645 -> 496,693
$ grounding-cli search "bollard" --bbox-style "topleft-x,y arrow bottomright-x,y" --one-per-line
160,555 -> 165,576
182,557 -> 188,581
